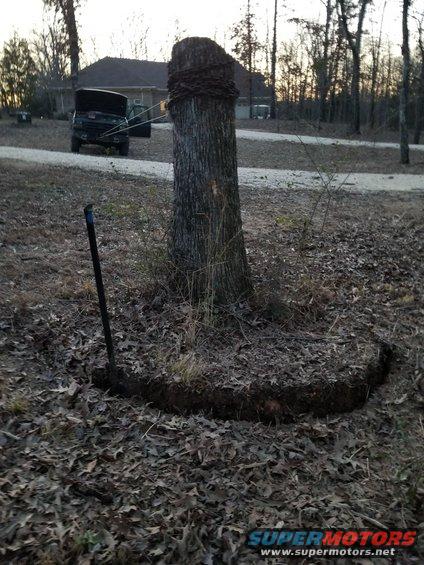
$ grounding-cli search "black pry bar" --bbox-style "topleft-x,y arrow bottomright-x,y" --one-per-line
84,204 -> 117,380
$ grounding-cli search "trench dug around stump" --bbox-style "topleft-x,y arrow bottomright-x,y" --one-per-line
91,340 -> 394,423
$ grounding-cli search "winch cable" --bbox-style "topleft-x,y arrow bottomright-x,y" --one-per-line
100,100 -> 163,137
98,112 -> 168,139
99,101 -> 164,138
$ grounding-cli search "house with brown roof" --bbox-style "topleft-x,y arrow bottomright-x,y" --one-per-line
53,56 -> 272,119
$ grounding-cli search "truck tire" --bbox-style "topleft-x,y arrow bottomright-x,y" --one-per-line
119,141 -> 129,156
71,137 -> 80,153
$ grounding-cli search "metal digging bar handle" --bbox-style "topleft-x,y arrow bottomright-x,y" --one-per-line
84,204 -> 117,382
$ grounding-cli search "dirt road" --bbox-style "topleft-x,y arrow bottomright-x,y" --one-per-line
1,145 -> 423,192
154,122 -> 424,150
1,118 -> 424,175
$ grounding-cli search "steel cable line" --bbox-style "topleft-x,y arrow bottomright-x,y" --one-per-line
99,101 -> 165,138
98,113 -> 168,138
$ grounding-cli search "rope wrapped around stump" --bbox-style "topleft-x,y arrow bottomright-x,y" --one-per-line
167,61 -> 239,110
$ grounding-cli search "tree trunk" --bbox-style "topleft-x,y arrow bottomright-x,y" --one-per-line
368,0 -> 386,129
167,37 -> 252,304
413,33 -> 424,145
351,53 -> 361,134
65,0 -> 79,93
368,42 -> 379,129
319,0 -> 333,124
413,65 -> 424,144
383,50 -> 392,128
337,0 -> 370,134
400,0 -> 410,164
247,0 -> 254,118
328,36 -> 342,123
269,0 -> 277,119
54,0 -> 79,93
248,66 -> 253,118
368,58 -> 377,129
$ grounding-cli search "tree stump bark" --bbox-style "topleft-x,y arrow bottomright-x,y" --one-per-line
168,37 -> 252,304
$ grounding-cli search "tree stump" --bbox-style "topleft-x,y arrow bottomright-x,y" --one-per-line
167,37 -> 252,304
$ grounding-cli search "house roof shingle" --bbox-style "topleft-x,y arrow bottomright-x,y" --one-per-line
74,57 -> 271,99
78,57 -> 168,89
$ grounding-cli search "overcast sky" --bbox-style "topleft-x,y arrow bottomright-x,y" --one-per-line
0,0 -> 412,66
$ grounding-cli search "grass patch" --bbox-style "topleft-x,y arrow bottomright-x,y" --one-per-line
103,201 -> 149,223
274,214 -> 304,229
6,394 -> 29,415
169,353 -> 204,384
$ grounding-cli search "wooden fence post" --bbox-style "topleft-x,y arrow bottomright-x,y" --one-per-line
167,37 -> 252,304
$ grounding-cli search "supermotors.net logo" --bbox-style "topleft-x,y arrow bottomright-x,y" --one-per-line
246,529 -> 417,559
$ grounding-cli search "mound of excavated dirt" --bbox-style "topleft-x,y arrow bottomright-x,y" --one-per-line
92,337 -> 393,423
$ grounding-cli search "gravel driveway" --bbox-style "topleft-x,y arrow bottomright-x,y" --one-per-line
155,122 -> 424,150
1,119 -> 424,175
1,145 -> 423,193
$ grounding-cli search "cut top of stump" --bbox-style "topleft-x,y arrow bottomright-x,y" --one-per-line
167,37 -> 239,110
169,36 -> 234,74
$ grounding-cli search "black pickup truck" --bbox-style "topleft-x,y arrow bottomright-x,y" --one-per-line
71,89 -> 129,155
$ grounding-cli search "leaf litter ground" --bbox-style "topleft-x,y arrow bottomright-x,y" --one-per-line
0,160 -> 423,563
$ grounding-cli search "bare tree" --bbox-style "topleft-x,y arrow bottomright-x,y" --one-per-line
43,0 -> 81,93
128,17 -> 150,60
275,3 -> 410,130
159,19 -> 187,61
278,32 -> 313,117
270,0 -> 278,119
232,0 -> 262,118
31,16 -> 69,114
368,0 -> 386,128
32,15 -> 69,87
327,24 -> 345,122
413,14 -> 424,144
337,0 -> 372,133
318,0 -> 335,124
400,0 -> 412,163
109,12 -> 150,60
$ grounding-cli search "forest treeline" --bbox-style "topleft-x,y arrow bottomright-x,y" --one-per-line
231,0 -> 424,142
0,0 -> 423,144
